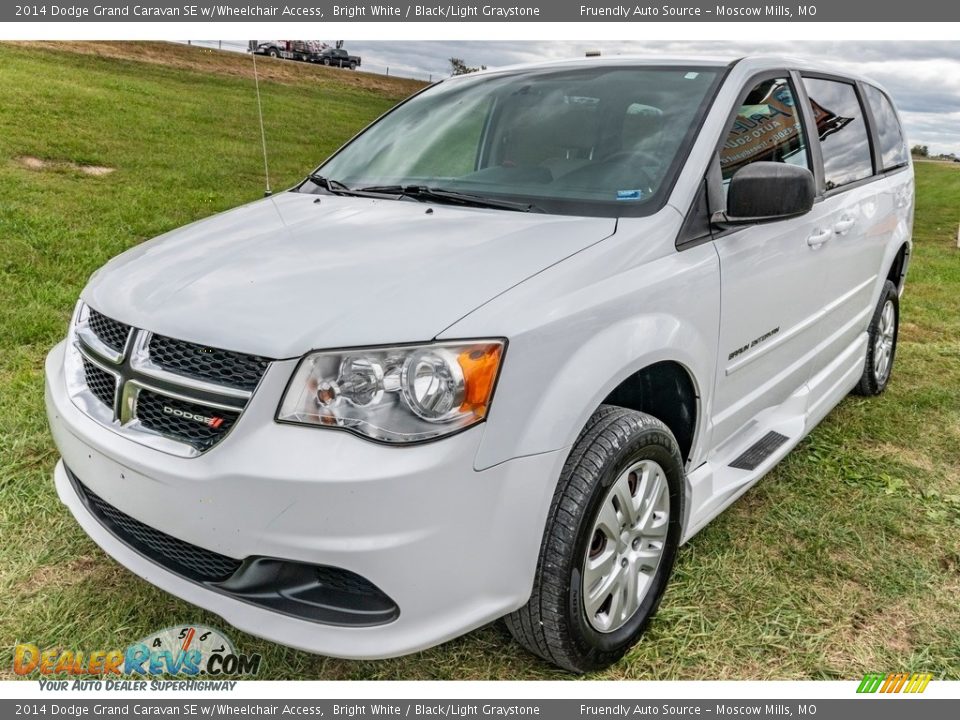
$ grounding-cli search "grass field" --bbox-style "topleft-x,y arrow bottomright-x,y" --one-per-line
1,42 -> 958,681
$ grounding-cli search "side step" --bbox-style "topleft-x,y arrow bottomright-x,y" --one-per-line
729,431 -> 790,471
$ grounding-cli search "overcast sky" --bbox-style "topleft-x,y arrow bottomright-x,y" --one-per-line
339,40 -> 960,156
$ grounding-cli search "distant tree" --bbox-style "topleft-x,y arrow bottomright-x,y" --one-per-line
449,57 -> 486,76
911,144 -> 929,157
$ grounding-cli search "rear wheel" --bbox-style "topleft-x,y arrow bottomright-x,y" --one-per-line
854,280 -> 899,396
323,58 -> 331,66
505,405 -> 684,672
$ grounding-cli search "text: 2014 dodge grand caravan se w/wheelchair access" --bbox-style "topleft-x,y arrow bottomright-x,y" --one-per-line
45,56 -> 913,672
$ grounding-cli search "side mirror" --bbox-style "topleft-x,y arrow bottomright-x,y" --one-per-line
719,162 -> 815,225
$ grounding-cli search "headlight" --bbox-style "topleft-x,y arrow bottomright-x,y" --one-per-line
277,340 -> 505,443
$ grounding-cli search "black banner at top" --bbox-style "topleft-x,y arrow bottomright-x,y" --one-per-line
5,0 -> 960,23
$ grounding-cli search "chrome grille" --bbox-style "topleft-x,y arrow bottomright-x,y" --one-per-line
148,334 -> 270,392
82,357 -> 117,409
136,389 -> 239,452
88,309 -> 132,354
67,304 -> 272,456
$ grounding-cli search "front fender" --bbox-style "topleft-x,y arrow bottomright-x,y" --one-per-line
485,314 -> 713,470
441,216 -> 720,472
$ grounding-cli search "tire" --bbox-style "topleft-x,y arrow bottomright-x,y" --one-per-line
505,405 -> 685,673
853,279 -> 899,396
267,49 -> 279,58
323,58 -> 331,66
349,62 -> 357,70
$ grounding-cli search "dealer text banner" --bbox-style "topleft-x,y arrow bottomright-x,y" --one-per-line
3,700 -> 959,719
6,0 -> 960,22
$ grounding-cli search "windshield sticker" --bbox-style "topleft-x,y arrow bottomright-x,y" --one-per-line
617,189 -> 643,200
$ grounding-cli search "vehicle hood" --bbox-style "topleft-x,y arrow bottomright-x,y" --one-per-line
83,192 -> 616,358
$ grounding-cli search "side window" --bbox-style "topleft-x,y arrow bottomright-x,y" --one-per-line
720,77 -> 809,186
864,85 -> 909,170
801,77 -> 874,190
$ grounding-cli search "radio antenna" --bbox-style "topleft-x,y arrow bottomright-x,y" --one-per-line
252,51 -> 272,197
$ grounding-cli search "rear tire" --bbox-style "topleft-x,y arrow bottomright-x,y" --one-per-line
853,280 -> 899,396
505,405 -> 684,672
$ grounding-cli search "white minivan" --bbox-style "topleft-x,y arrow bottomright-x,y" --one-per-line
45,55 -> 913,672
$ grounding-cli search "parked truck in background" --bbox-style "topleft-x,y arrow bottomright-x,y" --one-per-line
314,47 -> 361,70
252,41 -> 360,70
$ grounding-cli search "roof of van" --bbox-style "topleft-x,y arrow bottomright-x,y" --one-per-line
457,55 -> 881,89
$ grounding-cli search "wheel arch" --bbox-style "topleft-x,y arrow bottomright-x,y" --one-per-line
474,312 -> 716,472
887,241 -> 910,293
601,360 -> 700,464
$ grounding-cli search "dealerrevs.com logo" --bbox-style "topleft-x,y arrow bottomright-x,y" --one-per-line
14,624 -> 261,687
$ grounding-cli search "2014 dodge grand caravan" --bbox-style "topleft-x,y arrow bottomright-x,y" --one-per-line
45,56 -> 913,672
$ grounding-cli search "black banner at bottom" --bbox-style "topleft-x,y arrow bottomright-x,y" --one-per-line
2,699 -> 957,720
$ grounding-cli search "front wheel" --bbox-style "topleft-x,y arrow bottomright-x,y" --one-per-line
323,58 -> 331,66
853,279 -> 899,396
505,405 -> 684,672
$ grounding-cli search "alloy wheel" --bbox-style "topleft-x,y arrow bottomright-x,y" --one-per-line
874,299 -> 896,383
582,459 -> 670,633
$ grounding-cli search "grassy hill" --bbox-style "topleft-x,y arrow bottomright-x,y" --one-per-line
0,42 -> 958,680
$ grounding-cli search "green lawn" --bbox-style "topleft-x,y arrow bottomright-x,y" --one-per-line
1,42 -> 958,681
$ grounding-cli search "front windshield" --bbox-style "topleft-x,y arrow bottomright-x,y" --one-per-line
309,65 -> 722,216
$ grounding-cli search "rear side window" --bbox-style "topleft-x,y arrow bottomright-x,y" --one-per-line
801,78 -> 874,190
864,85 -> 909,170
720,77 -> 809,184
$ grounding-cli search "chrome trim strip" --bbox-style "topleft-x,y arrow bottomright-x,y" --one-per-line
76,313 -> 130,365
66,342 -> 200,457
110,418 -> 203,458
130,331 -> 253,402
67,341 -> 122,425
127,379 -> 244,414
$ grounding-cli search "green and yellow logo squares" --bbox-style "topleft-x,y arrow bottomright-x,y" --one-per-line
857,672 -> 933,694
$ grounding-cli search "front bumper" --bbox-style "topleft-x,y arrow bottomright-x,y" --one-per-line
45,340 -> 567,659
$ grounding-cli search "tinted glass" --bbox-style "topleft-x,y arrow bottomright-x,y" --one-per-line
720,77 -> 808,184
802,78 -> 874,190
864,85 -> 909,170
312,66 -> 721,216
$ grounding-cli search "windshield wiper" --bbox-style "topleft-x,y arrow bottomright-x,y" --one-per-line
306,173 -> 356,196
358,185 -> 542,213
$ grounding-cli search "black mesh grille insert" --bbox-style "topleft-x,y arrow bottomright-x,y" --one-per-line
315,566 -> 382,596
136,390 -> 238,452
82,358 -> 117,409
67,468 -> 400,626
148,334 -> 271,392
88,309 -> 131,354
74,477 -> 242,582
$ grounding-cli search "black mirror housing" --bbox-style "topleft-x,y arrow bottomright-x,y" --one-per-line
722,162 -> 816,224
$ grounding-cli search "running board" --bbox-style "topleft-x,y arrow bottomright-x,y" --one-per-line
728,431 -> 790,471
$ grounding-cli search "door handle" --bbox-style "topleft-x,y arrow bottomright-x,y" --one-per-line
807,228 -> 832,248
833,216 -> 857,235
